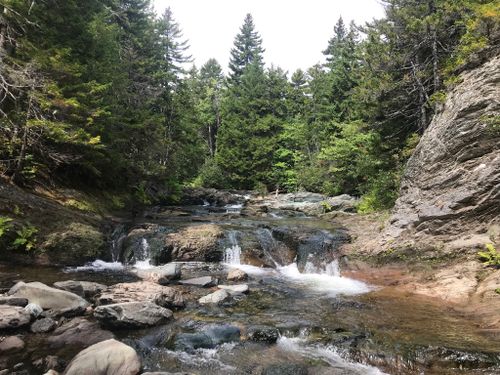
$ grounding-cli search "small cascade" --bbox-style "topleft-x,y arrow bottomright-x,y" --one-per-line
255,228 -> 280,267
110,223 -> 127,262
224,231 -> 241,265
134,237 -> 152,269
303,259 -> 340,277
224,203 -> 243,214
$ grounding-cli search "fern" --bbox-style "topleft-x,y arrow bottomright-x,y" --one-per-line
478,243 -> 500,267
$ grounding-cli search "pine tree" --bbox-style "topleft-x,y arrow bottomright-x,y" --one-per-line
228,14 -> 265,82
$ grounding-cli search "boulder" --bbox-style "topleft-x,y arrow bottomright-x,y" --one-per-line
63,339 -> 141,375
94,302 -> 173,328
217,284 -> 249,295
247,326 -> 280,343
97,281 -> 185,310
8,282 -> 89,318
32,355 -> 66,373
0,336 -> 25,353
388,55 -> 500,237
48,317 -> 114,349
53,281 -> 106,299
227,269 -> 248,281
134,263 -> 181,285
25,303 -> 43,318
31,317 -> 57,333
164,224 -> 224,262
175,324 -> 240,352
179,276 -> 217,288
0,305 -> 31,329
198,289 -> 229,305
0,296 -> 28,307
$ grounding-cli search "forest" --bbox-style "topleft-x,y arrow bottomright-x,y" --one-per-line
0,0 -> 498,211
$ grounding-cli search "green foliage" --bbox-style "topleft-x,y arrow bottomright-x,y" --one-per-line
13,225 -> 38,251
0,217 -> 13,238
481,115 -> 500,135
478,243 -> 500,267
63,199 -> 96,213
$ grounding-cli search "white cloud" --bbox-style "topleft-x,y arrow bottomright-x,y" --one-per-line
153,0 -> 386,74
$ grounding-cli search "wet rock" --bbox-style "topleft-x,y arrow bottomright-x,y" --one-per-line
218,284 -> 249,295
31,317 -> 57,333
0,336 -> 25,353
32,355 -> 65,373
179,187 -> 248,206
122,224 -> 171,265
227,269 -> 248,281
94,302 -> 173,328
179,276 -> 217,288
48,317 -> 114,349
63,339 -> 141,375
247,326 -> 280,343
198,289 -> 229,305
0,305 -> 31,329
44,370 -> 60,375
142,373 -> 194,375
25,303 -> 43,318
164,224 -> 224,262
262,364 -> 308,375
8,282 -> 89,318
0,296 -> 28,307
174,324 -> 240,352
97,281 -> 185,310
135,263 -> 182,285
53,280 -> 106,299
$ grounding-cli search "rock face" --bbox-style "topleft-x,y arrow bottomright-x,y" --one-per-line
94,302 -> 173,328
8,281 -> 89,317
165,224 -> 224,262
48,317 -> 114,349
0,305 -> 31,329
97,281 -> 185,310
63,339 -> 141,375
53,280 -> 106,299
389,56 -> 500,237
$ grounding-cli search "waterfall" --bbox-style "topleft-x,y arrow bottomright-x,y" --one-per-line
256,228 -> 280,267
134,237 -> 152,269
224,231 -> 241,265
110,224 -> 127,262
303,259 -> 340,277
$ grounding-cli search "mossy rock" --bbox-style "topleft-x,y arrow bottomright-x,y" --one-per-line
42,222 -> 105,265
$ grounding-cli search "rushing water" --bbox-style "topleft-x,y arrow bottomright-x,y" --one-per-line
1,202 -> 499,375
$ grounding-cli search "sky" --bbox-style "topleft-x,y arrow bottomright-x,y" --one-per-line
153,0 -> 386,75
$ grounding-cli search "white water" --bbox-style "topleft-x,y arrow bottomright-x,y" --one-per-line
277,336 -> 387,375
67,259 -> 125,272
223,231 -> 241,265
224,203 -> 243,214
134,238 -> 152,269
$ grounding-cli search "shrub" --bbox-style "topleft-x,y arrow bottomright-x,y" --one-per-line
478,243 -> 500,267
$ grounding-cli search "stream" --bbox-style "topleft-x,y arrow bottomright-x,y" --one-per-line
1,198 -> 500,374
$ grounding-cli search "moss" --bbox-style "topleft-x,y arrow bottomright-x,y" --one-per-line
63,198 -> 97,213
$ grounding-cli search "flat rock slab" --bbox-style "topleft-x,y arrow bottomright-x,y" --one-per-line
179,276 -> 217,288
198,289 -> 229,305
53,280 -> 106,299
0,296 -> 29,307
48,317 -> 114,349
218,284 -> 249,295
94,302 -> 173,329
63,339 -> 141,375
0,305 -> 31,329
97,281 -> 185,310
8,281 -> 89,318
135,263 -> 182,285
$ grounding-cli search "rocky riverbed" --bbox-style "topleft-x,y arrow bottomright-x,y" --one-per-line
1,192 -> 499,375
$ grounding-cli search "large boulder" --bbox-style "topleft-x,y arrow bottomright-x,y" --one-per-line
8,282 -> 89,318
53,280 -> 107,299
97,281 -> 185,310
94,302 -> 173,328
164,224 -> 224,262
63,339 -> 141,375
227,269 -> 248,282
0,305 -> 31,329
134,263 -> 181,285
388,55 -> 500,237
48,317 -> 114,349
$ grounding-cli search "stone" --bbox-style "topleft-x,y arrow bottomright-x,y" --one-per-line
179,276 -> 217,288
53,280 -> 106,299
164,224 -> 224,262
174,324 -> 240,352
25,303 -> 43,318
8,282 -> 90,318
0,305 -> 31,329
31,317 -> 57,333
217,284 -> 249,295
94,302 -> 173,328
388,55 -> 500,237
48,317 -> 114,349
134,263 -> 182,285
97,281 -> 185,310
0,296 -> 28,307
262,364 -> 308,375
63,339 -> 141,375
32,355 -> 65,373
247,326 -> 280,343
0,336 -> 25,352
198,289 -> 229,305
227,269 -> 248,281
